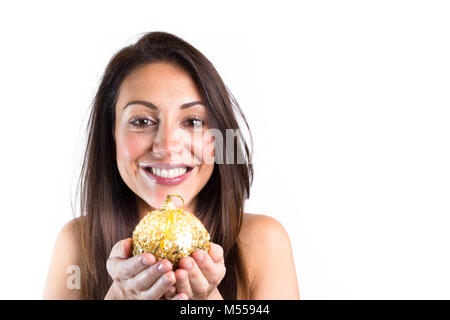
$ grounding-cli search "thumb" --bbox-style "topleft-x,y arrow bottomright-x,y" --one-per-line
110,238 -> 133,259
122,238 -> 133,257
209,242 -> 224,264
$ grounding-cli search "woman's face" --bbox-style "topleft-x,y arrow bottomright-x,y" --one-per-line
114,62 -> 215,214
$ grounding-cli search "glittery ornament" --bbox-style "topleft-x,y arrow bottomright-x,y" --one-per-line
132,194 -> 210,267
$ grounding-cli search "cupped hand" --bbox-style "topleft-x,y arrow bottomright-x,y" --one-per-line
165,242 -> 226,300
104,238 -> 183,300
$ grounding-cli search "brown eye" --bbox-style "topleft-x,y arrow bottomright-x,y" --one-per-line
183,117 -> 206,128
129,116 -> 155,128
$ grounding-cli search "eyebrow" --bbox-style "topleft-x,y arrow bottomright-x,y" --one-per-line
123,100 -> 205,110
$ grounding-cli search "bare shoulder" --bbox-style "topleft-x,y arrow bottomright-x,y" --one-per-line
59,216 -> 83,242
238,213 -> 300,299
53,217 -> 83,257
240,213 -> 289,241
239,213 -> 292,265
43,217 -> 84,299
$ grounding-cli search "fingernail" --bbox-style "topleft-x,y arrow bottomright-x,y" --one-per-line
157,262 -> 167,272
196,251 -> 205,262
184,260 -> 192,270
163,273 -> 174,285
141,256 -> 151,266
173,295 -> 182,300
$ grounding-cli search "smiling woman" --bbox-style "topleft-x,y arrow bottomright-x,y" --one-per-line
114,62 -> 216,212
43,31 -> 299,300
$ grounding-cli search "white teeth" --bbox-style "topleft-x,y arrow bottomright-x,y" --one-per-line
151,167 -> 188,178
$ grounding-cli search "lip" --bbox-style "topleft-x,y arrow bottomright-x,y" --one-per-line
141,166 -> 194,185
140,162 -> 196,170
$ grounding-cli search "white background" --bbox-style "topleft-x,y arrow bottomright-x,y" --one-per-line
0,0 -> 449,299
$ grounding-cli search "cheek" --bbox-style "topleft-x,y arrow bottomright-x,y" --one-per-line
203,135 -> 215,164
116,132 -> 150,167
191,131 -> 215,165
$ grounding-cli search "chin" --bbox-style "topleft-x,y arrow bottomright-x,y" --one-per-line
142,189 -> 192,209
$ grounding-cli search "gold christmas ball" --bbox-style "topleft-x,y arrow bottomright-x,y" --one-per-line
132,194 -> 210,267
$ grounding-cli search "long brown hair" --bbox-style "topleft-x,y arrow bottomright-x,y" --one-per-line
77,31 -> 254,299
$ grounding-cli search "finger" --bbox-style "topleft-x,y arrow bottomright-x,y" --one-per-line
208,243 -> 224,264
140,271 -> 176,300
109,238 -> 133,259
132,259 -> 173,291
171,292 -> 189,300
179,256 -> 210,296
174,267 -> 193,297
192,249 -> 225,284
107,252 -> 156,281
164,285 -> 177,299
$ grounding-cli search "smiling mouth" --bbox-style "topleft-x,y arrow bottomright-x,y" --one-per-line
144,166 -> 194,179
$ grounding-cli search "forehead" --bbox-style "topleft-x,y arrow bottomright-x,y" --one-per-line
117,62 -> 202,103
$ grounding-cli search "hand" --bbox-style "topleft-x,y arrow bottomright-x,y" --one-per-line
104,238 -> 183,300
165,242 -> 226,300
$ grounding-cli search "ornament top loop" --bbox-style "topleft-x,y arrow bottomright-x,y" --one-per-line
161,194 -> 184,211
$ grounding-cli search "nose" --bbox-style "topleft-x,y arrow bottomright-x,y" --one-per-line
151,119 -> 183,159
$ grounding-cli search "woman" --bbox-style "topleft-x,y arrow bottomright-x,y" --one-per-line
43,31 -> 300,300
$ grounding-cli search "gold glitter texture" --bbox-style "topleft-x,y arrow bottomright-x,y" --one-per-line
132,194 -> 210,267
